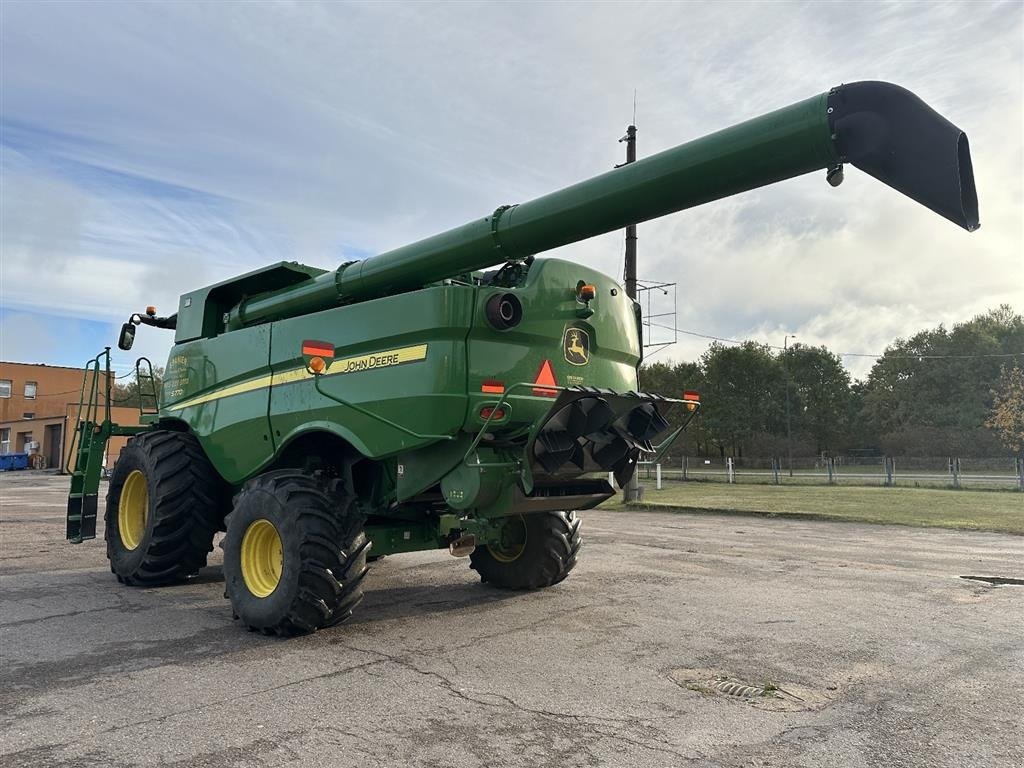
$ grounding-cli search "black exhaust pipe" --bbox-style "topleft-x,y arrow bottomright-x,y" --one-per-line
827,81 -> 979,231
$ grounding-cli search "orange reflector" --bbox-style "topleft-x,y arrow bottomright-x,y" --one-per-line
308,356 -> 327,374
533,360 -> 558,397
480,406 -> 507,420
481,380 -> 505,394
578,284 -> 596,301
302,339 -> 335,358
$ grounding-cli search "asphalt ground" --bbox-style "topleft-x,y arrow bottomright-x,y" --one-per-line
1,472 -> 1022,768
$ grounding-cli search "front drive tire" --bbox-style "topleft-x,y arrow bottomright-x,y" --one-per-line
221,471 -> 369,636
470,510 -> 582,590
105,430 -> 224,586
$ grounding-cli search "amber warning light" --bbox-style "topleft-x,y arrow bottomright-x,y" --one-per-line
683,390 -> 700,412
302,340 -> 335,375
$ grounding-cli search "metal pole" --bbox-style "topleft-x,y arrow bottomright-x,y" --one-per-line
656,463 -> 662,490
622,125 -> 638,301
622,123 -> 643,503
783,335 -> 796,477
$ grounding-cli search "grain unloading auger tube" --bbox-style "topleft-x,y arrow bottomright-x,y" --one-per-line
221,80 -> 977,330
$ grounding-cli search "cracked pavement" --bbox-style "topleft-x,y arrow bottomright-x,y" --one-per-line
1,472 -> 1022,767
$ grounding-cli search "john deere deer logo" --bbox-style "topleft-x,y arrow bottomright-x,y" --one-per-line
563,328 -> 590,366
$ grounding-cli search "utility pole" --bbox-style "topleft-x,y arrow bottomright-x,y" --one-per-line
783,334 -> 796,478
620,124 -> 638,301
620,121 -> 642,502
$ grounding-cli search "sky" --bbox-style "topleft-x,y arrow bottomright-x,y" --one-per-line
1,0 -> 1022,379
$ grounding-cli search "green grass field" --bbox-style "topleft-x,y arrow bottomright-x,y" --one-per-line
622,483 -> 1024,535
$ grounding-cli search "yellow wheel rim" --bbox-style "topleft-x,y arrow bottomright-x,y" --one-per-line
117,470 -> 148,551
240,519 -> 283,598
488,516 -> 528,563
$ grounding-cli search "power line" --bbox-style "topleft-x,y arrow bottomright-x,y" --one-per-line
644,320 -> 1024,361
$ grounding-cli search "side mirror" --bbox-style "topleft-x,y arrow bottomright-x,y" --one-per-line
118,322 -> 136,351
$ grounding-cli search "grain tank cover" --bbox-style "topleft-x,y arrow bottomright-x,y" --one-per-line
175,262 -> 327,342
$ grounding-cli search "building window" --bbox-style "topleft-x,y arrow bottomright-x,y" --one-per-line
0,428 -> 9,454
24,381 -> 37,399
0,380 -> 10,398
22,412 -> 34,419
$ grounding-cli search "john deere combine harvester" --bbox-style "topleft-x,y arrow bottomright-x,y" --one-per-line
67,82 -> 978,635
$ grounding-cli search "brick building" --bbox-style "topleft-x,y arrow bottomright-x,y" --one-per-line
0,361 -> 141,470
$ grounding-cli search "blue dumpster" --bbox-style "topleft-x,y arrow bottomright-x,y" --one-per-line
0,453 -> 29,471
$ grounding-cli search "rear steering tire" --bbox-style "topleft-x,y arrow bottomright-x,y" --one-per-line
470,510 -> 582,590
221,471 -> 369,636
105,430 -> 224,586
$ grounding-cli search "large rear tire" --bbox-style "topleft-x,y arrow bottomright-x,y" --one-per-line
221,471 -> 369,636
105,431 -> 224,586
470,510 -> 582,590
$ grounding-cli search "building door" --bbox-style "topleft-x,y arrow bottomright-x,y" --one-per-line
44,424 -> 62,469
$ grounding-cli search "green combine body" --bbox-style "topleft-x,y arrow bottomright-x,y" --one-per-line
67,81 -> 979,635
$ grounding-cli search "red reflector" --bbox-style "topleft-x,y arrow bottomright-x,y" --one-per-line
302,340 -> 335,358
480,406 -> 506,420
683,390 -> 700,401
481,380 -> 505,394
533,360 -> 558,397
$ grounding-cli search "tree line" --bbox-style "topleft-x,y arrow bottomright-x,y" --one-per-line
640,305 -> 1024,458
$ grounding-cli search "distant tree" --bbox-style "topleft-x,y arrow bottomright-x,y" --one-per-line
699,342 -> 785,457
112,367 -> 164,409
779,344 -> 852,453
860,306 -> 1024,456
986,365 -> 1024,455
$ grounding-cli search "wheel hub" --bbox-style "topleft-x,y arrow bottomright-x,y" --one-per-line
240,519 -> 283,598
117,469 -> 148,550
487,515 -> 527,563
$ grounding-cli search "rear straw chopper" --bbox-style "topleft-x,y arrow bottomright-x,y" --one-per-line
67,81 -> 978,635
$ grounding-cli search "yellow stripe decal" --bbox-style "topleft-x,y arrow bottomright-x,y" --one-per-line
165,374 -> 273,411
165,344 -> 428,412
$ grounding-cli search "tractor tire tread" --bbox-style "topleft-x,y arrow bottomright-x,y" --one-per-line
105,430 -> 223,586
469,510 -> 582,590
222,471 -> 367,636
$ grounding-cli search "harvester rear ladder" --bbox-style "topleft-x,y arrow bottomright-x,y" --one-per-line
66,348 -> 149,543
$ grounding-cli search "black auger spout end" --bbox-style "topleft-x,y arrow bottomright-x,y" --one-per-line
828,81 -> 980,231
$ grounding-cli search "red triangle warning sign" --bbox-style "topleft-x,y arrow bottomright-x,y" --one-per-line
533,359 -> 558,397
